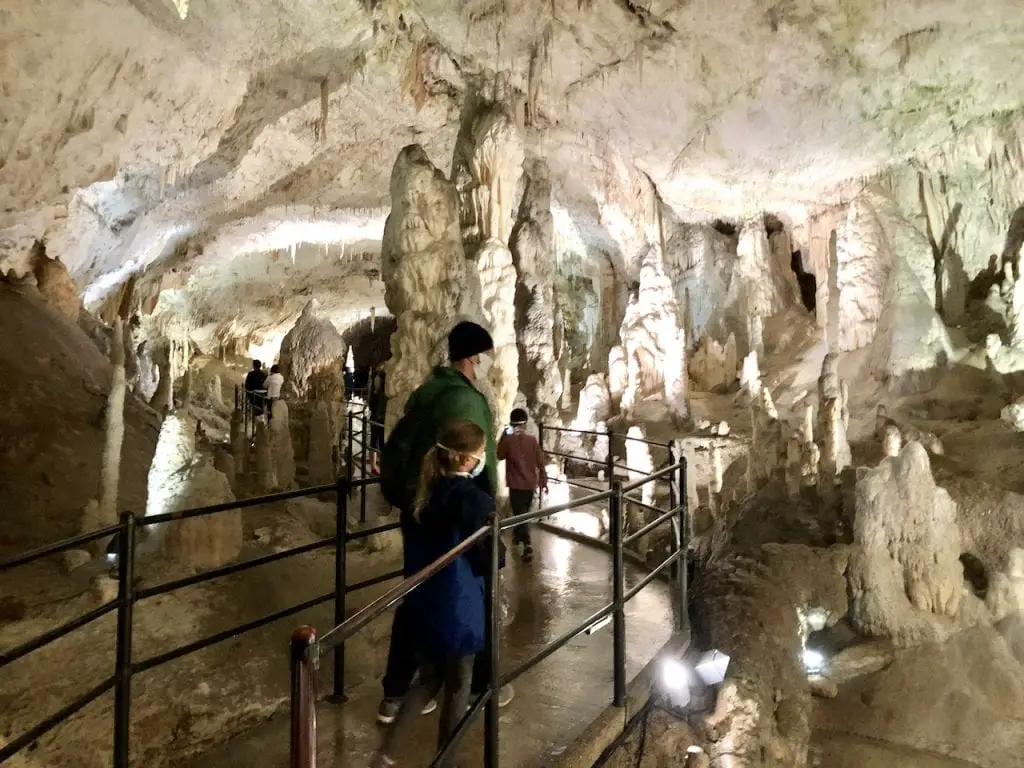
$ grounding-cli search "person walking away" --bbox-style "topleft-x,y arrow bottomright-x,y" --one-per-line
372,420 -> 495,767
497,408 -> 548,562
368,366 -> 387,475
244,360 -> 268,420
377,320 -> 513,724
264,364 -> 284,423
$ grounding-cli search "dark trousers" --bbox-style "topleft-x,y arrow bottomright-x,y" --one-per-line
509,489 -> 535,547
382,601 -> 489,699
378,654 -> 474,767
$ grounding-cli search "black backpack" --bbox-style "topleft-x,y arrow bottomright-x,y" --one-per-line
379,385 -> 457,511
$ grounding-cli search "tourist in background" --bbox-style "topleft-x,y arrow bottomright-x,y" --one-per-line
264,364 -> 284,422
498,407 -> 548,562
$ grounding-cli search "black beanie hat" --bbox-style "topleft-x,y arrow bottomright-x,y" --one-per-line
510,408 -> 528,425
448,321 -> 494,362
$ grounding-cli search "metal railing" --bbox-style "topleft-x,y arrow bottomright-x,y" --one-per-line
0,474 -> 396,766
288,431 -> 688,768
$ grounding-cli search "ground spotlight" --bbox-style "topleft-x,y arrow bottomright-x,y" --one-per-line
802,647 -> 826,675
658,648 -> 730,711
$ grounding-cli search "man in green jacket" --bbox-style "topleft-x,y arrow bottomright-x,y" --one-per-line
377,320 -> 514,724
401,322 -> 499,497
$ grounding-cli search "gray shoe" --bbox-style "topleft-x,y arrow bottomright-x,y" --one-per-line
497,684 -> 515,708
376,698 -> 401,724
376,696 -> 438,724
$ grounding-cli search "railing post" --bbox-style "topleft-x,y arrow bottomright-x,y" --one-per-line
538,423 -> 545,452
234,384 -> 239,410
345,411 -> 355,499
667,444 -> 677,511
677,459 -> 690,634
331,478 -> 348,702
359,409 -> 368,523
605,427 -> 616,490
290,626 -> 318,768
609,483 -> 626,707
483,514 -> 501,768
113,511 -> 136,768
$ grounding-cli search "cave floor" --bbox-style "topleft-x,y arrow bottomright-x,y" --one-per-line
182,528 -> 675,768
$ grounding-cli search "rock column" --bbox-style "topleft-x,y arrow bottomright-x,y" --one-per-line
510,158 -> 562,423
381,145 -> 467,434
451,103 -> 525,436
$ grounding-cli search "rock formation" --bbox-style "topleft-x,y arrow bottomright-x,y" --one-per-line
848,442 -> 965,647
253,421 -> 276,493
380,145 -> 466,433
452,103 -> 524,441
510,158 -> 562,422
270,400 -> 295,489
163,458 -> 242,571
690,333 -> 737,392
87,317 -> 126,553
30,240 -> 81,320
692,544 -> 849,768
307,400 -> 335,485
619,245 -> 687,421
146,411 -> 196,519
278,299 -> 347,401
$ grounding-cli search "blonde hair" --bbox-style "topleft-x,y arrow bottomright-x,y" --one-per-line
414,419 -> 486,519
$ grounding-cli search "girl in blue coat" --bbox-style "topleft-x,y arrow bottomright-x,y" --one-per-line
373,418 -> 495,767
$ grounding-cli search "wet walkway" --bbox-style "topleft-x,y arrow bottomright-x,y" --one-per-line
186,528 -> 675,767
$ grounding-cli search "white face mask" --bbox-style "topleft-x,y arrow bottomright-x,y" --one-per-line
468,452 -> 486,478
475,352 -> 494,380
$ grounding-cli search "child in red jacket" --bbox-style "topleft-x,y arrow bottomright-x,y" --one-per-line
497,408 -> 548,562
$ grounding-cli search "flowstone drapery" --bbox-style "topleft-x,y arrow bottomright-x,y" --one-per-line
381,145 -> 466,433
278,299 -> 346,401
510,158 -> 562,422
451,104 -> 524,438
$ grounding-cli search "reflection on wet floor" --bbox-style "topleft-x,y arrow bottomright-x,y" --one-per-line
186,529 -> 675,767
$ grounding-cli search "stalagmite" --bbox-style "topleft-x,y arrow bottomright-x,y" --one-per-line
625,426 -> 654,554
213,447 -> 236,494
849,442 -> 963,646
802,441 -> 820,491
146,412 -> 196,519
254,421 -> 276,493
883,424 -> 902,457
308,401 -> 334,484
802,402 -> 814,443
181,366 -> 194,406
230,407 -> 246,481
150,358 -> 172,413
510,158 -> 562,422
270,400 -> 295,489
785,436 -> 802,499
618,245 -> 688,420
840,380 -> 850,430
206,374 -> 224,410
560,367 -> 573,411
739,351 -> 761,399
818,397 -> 850,501
380,145 -> 466,433
163,458 -> 242,572
98,318 -> 126,534
278,299 -> 347,401
709,442 -> 723,516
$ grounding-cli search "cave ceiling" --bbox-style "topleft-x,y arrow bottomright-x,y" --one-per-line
2,0 -> 1023,323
